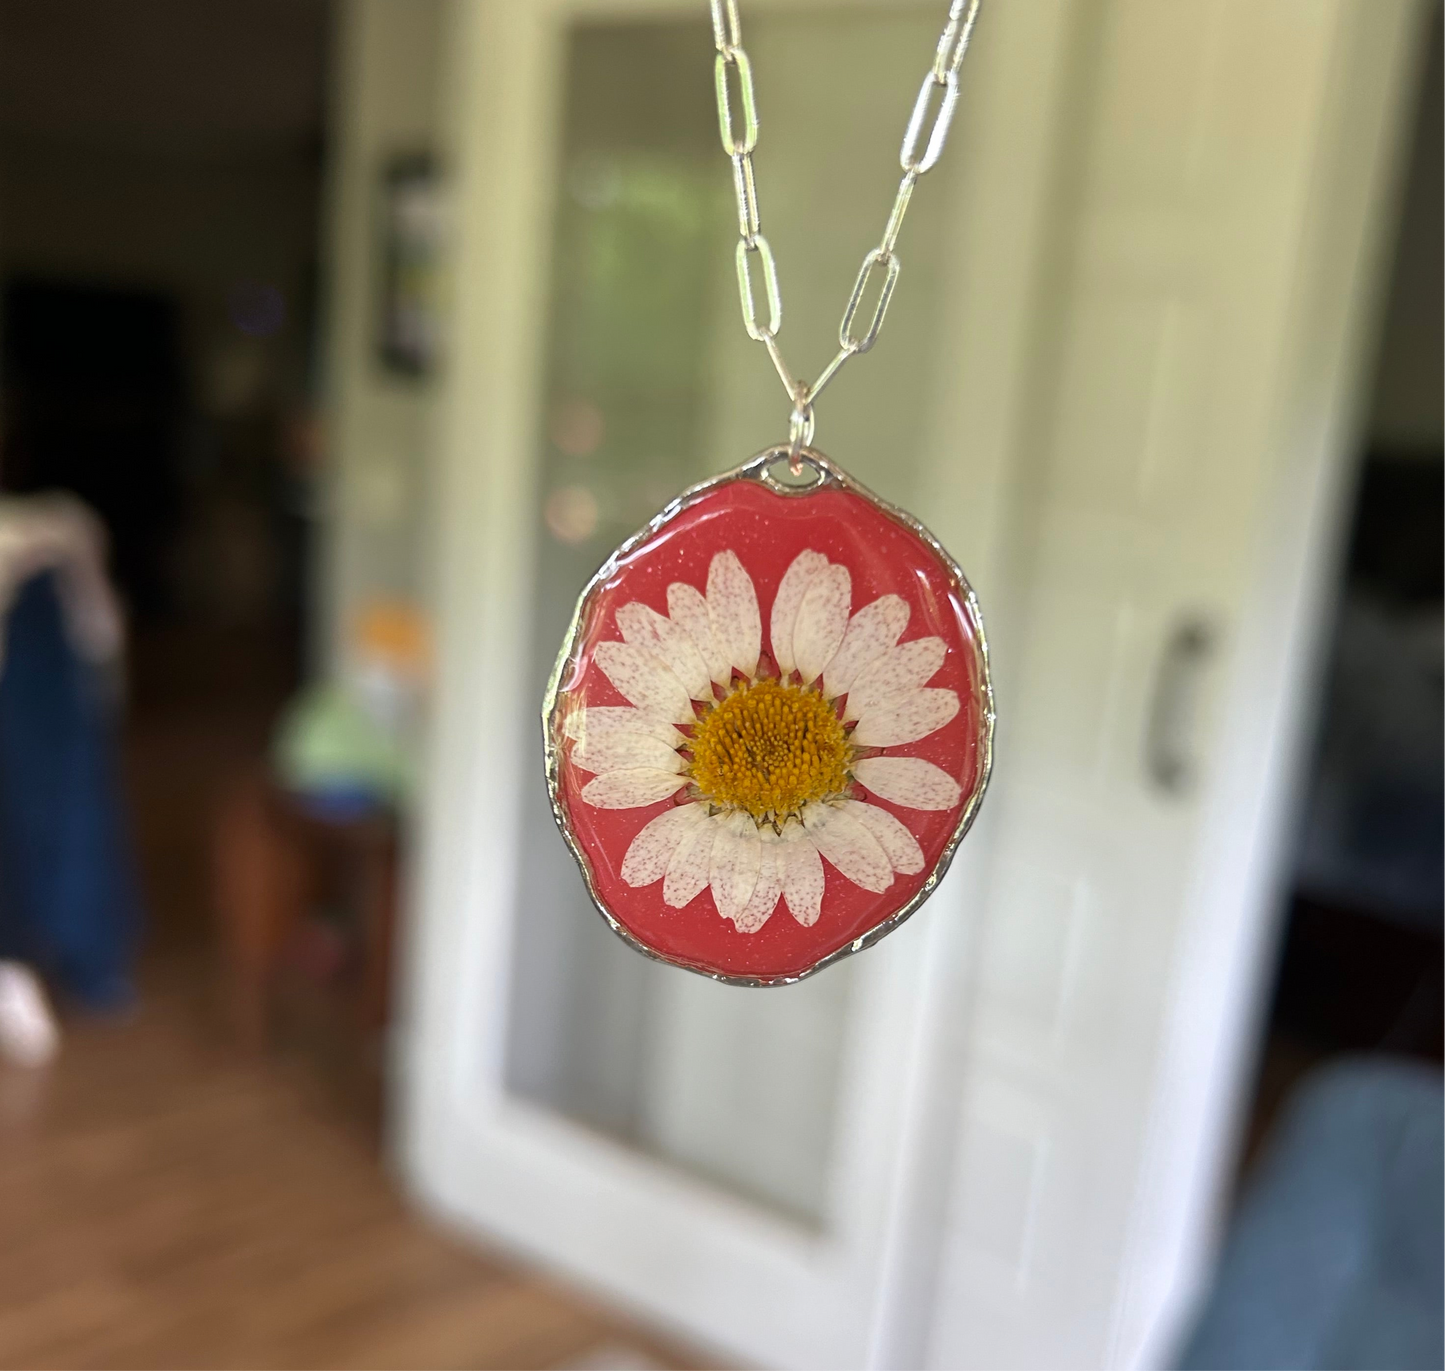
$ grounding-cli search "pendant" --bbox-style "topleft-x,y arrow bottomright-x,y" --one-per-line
544,446 -> 993,985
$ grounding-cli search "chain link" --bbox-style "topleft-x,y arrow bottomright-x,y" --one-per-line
709,0 -> 982,455
734,235 -> 780,341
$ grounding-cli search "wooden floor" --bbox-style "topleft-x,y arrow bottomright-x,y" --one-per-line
0,956 -> 697,1370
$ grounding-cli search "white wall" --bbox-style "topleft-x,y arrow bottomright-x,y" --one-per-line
318,0 -> 449,674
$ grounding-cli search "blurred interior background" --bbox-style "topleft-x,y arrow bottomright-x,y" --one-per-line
0,1 -> 1437,1368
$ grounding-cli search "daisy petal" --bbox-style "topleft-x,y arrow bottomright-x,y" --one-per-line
564,707 -> 685,749
852,687 -> 961,748
843,637 -> 948,722
823,594 -> 909,699
668,581 -> 730,686
844,800 -> 925,875
621,804 -> 705,886
801,801 -> 892,893
706,550 -> 761,679
571,730 -> 684,776
616,602 -> 712,701
708,811 -> 761,923
853,756 -> 962,811
793,563 -> 852,685
581,768 -> 689,809
593,640 -> 694,725
664,816 -> 718,907
778,821 -> 824,927
734,839 -> 781,933
770,550 -> 828,676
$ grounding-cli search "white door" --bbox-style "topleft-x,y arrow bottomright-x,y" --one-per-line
922,2 -> 1426,1367
394,1 -> 1423,1367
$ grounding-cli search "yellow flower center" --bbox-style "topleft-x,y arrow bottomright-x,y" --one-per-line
688,677 -> 851,823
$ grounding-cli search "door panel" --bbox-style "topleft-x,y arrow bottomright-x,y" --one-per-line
927,1 -> 1419,1367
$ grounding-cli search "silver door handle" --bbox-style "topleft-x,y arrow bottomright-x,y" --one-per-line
1145,617 -> 1215,795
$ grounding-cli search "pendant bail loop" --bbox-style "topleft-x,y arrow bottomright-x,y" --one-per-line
787,401 -> 815,472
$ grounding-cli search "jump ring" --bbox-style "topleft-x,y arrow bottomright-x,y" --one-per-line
787,403 -> 815,472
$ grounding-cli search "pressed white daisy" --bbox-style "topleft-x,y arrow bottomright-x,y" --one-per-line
565,549 -> 964,934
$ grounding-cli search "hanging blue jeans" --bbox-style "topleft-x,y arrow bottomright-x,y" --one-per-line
0,571 -> 140,1007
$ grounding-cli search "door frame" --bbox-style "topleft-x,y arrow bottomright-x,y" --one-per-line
389,0 -> 1427,1366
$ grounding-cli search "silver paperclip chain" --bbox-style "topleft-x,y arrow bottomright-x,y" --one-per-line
710,0 -> 982,465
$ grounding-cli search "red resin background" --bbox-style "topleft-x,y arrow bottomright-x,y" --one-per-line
555,479 -> 988,981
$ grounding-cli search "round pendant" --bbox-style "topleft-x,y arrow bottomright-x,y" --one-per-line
544,447 -> 993,985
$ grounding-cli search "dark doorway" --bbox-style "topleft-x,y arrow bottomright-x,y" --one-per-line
0,0 -> 330,953
1240,8 -> 1444,1165
3,280 -> 185,617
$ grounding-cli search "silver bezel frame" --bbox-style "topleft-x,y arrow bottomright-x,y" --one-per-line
542,445 -> 995,987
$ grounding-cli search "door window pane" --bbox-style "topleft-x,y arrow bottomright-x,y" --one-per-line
505,10 -> 952,1226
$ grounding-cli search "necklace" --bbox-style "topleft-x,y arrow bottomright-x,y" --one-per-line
544,0 -> 995,986
712,0 -> 981,464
